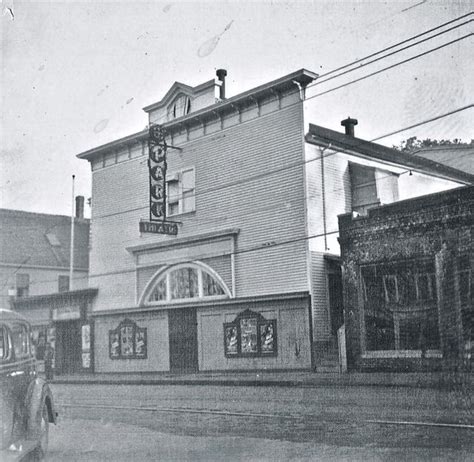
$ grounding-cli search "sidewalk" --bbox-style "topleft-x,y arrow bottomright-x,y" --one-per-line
50,369 -> 473,390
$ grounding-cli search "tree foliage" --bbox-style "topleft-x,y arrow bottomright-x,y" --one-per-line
393,136 -> 474,153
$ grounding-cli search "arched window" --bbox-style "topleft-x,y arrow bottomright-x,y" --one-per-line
145,263 -> 230,304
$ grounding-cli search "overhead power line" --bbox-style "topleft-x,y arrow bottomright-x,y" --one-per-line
314,19 -> 472,87
74,197 -> 467,282
15,192 -> 469,286
310,34 -> 472,99
145,14 -> 472,126
93,103 -> 474,221
318,12 -> 472,79
371,104 -> 474,142
8,168 -> 415,288
20,102 -> 474,288
9,17 -> 474,291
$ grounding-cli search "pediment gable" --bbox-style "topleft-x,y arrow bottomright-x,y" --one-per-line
158,82 -> 195,109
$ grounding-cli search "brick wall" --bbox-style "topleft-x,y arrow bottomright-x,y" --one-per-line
338,186 -> 473,371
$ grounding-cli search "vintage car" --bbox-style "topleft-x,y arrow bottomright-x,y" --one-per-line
1,308 -> 57,461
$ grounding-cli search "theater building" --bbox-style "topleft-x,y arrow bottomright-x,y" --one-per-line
78,69 -> 472,373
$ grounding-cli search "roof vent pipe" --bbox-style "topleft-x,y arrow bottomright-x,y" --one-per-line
341,117 -> 358,137
216,69 -> 227,100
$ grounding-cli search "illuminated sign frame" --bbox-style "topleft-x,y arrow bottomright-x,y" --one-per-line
148,124 -> 168,222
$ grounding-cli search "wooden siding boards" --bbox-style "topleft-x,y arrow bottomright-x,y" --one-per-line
197,297 -> 311,371
89,271 -> 136,311
304,144 -> 352,254
136,265 -> 164,303
95,311 -> 170,373
89,102 -> 310,313
202,256 -> 232,292
310,251 -> 330,341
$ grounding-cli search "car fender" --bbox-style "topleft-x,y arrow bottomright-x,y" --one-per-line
26,378 -> 57,428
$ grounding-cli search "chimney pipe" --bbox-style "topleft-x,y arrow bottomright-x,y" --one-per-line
341,117 -> 358,137
75,195 -> 84,219
216,69 -> 227,100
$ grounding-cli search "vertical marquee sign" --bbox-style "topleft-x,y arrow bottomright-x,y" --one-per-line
148,124 -> 168,221
140,124 -> 179,236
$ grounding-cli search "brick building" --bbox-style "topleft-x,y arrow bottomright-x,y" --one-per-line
77,69 -> 473,374
338,186 -> 473,372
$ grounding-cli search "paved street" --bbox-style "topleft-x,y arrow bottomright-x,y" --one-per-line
46,383 -> 473,461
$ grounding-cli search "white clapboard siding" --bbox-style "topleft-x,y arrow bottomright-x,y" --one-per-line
309,251 -> 330,341
89,99 -> 309,312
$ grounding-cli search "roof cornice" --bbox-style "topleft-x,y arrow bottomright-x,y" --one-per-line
77,69 -> 318,162
12,288 -> 98,307
90,291 -> 310,317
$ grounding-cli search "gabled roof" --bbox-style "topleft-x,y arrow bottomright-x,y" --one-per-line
143,79 -> 215,113
306,124 -> 474,185
411,145 -> 474,175
0,209 -> 89,269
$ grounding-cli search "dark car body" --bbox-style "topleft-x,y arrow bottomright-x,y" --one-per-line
1,309 -> 57,461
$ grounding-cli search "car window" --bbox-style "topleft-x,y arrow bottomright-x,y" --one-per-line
0,325 -> 10,360
11,323 -> 30,359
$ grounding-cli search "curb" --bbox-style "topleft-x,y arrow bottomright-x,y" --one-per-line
50,376 -> 473,389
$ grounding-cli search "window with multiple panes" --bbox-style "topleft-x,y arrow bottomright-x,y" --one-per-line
361,259 -> 440,352
16,273 -> 30,298
166,168 -> 195,216
147,264 -> 227,304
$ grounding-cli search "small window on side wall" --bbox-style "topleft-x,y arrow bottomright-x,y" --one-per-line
224,310 -> 277,358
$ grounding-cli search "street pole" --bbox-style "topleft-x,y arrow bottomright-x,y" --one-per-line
69,175 -> 75,291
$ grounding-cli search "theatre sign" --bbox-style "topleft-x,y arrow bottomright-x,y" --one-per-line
139,220 -> 178,236
140,124 -> 179,236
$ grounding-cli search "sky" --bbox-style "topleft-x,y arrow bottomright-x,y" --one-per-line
1,0 -> 473,218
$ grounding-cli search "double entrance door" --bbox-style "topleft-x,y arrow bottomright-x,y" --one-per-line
168,308 -> 198,373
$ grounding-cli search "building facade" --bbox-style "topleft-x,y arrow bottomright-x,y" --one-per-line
78,69 -> 473,374
338,186 -> 473,371
0,203 -> 92,374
